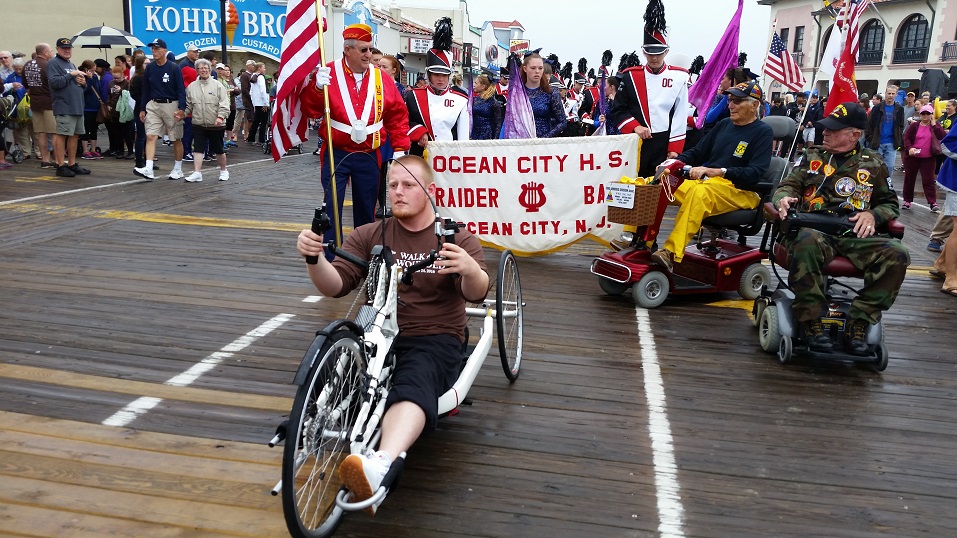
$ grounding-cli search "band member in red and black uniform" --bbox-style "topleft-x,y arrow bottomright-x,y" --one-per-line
495,66 -> 509,101
608,0 -> 690,177
406,17 -> 470,157
300,23 -> 411,252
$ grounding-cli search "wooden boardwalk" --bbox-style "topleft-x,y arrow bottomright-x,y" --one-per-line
1,145 -> 956,537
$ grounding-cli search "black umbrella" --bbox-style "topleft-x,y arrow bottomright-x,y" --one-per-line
71,25 -> 145,49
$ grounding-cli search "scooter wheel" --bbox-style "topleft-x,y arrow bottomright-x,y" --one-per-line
598,277 -> 630,296
777,334 -> 793,364
631,271 -> 670,309
758,304 -> 781,353
752,298 -> 767,328
873,343 -> 889,372
738,264 -> 771,301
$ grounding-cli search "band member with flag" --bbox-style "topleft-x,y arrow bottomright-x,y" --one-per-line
299,23 -> 411,252
609,0 -> 690,178
406,17 -> 470,157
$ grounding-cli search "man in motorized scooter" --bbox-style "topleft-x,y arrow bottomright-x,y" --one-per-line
649,81 -> 773,271
296,155 -> 490,515
772,102 -> 910,355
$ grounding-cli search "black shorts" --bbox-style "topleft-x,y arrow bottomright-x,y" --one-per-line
385,334 -> 463,435
192,124 -> 226,155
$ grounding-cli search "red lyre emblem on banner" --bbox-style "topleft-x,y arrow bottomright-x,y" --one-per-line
519,182 -> 547,212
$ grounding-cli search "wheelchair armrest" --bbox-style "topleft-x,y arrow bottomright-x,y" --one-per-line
763,202 -> 783,222
883,218 -> 905,239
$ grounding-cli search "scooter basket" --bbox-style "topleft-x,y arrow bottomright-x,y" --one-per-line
607,183 -> 663,226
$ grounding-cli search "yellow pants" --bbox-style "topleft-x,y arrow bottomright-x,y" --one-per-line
664,177 -> 760,263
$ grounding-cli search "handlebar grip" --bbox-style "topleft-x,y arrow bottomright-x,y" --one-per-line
400,250 -> 438,285
305,207 -> 330,265
328,242 -> 369,270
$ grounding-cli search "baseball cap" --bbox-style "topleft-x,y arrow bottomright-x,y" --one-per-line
724,81 -> 763,101
187,44 -> 200,52
919,104 -> 935,114
817,102 -> 868,130
215,62 -> 226,70
55,37 -> 73,49
148,38 -> 167,49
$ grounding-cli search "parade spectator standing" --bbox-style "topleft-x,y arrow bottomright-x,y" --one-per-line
133,38 -> 187,181
5,57 -> 36,161
902,92 -> 917,124
933,127 -> 957,295
378,55 -> 407,98
298,23 -> 411,251
184,59 -> 230,182
295,155 -> 488,515
46,38 -> 91,178
216,64 -> 239,147
901,105 -> 945,212
470,74 -> 503,140
231,67 -> 245,145
515,53 -> 565,139
773,102 -> 908,354
239,60 -> 255,139
864,86 -> 905,186
179,45 -> 199,70
0,51 -> 14,82
24,44 -> 55,167
802,91 -> 824,147
77,60 -> 103,160
609,0 -> 690,178
129,55 -> 149,169
105,65 -> 134,160
406,20 -> 470,153
93,59 -> 116,155
649,82 -> 772,271
928,99 -> 957,252
247,62 -> 269,145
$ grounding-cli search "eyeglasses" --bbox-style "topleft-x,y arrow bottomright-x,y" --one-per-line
728,97 -> 750,105
351,46 -> 371,53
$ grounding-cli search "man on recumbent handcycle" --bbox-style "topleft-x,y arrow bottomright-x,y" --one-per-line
649,81 -> 773,271
772,102 -> 910,355
296,155 -> 490,514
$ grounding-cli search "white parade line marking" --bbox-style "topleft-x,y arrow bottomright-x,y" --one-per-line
102,313 -> 295,427
635,307 -> 685,537
302,295 -> 323,303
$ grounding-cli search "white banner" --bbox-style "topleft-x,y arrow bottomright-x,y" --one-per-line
427,135 -> 640,255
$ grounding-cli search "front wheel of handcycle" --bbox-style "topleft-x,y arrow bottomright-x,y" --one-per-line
496,250 -> 524,382
282,329 -> 365,538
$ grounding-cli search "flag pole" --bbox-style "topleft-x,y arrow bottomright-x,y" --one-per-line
315,0 -> 341,247
758,19 -> 778,110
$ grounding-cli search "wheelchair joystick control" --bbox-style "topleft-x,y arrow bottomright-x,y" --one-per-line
305,206 -> 332,265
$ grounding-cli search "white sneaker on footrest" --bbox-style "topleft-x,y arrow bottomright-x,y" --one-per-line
338,452 -> 391,515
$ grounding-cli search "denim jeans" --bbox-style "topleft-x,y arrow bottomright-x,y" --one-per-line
876,143 -> 897,176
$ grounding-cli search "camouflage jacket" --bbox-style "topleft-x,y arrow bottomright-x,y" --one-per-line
772,145 -> 899,226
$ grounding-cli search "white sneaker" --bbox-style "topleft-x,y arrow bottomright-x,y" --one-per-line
185,171 -> 203,182
338,452 -> 391,515
218,170 -> 229,181
133,166 -> 154,180
168,169 -> 185,180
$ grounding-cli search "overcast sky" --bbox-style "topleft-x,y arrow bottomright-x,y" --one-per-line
396,0 -> 774,74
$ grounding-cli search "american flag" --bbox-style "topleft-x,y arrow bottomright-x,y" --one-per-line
835,0 -> 870,60
763,32 -> 805,92
270,0 -> 325,162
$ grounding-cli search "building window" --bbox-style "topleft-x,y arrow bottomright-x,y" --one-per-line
780,28 -> 789,50
794,26 -> 805,53
859,19 -> 884,65
898,14 -> 930,49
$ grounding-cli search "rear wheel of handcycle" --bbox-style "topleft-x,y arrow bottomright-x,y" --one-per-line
738,263 -> 770,301
496,250 -> 524,382
631,271 -> 669,309
282,330 -> 365,538
598,276 -> 630,296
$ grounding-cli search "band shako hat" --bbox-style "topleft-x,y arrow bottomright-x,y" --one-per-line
575,58 -> 588,85
426,17 -> 454,75
642,0 -> 669,54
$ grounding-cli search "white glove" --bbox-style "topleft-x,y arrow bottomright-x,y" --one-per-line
392,150 -> 407,159
314,66 -> 332,89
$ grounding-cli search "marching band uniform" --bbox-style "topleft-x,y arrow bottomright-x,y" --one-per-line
300,23 -> 410,249
496,66 -> 509,100
406,38 -> 470,156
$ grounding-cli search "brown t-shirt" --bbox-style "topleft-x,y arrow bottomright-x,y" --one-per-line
332,219 -> 488,342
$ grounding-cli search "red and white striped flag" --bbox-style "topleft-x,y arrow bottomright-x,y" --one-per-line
270,0 -> 325,162
835,0 -> 870,60
764,31 -> 806,92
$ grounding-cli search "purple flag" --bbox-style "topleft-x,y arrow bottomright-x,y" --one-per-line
503,57 -> 536,139
688,0 -> 743,129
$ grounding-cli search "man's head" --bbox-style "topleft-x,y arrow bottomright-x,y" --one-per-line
905,91 -> 915,104
370,47 -> 383,66
884,86 -> 897,105
388,155 -> 435,222
643,51 -> 666,71
186,44 -> 200,62
723,82 -> 762,125
148,38 -> 168,62
342,24 -> 374,72
54,38 -> 73,59
809,92 -> 819,103
35,43 -> 53,60
245,59 -> 256,72
871,94 -> 882,106
0,51 -> 12,69
796,93 -> 807,105
817,102 -> 867,153
415,75 -> 427,88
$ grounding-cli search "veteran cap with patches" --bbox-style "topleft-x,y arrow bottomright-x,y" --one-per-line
724,81 -> 763,101
817,102 -> 867,130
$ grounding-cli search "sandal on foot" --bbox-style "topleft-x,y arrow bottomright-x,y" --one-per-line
941,288 -> 957,297
930,270 -> 945,280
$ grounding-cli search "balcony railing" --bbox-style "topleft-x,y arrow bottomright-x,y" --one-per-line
943,42 -> 957,61
892,46 -> 929,63
792,51 -> 804,67
858,50 -> 883,65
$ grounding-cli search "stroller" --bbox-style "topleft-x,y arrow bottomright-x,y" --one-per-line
1,95 -> 25,163
262,97 -> 303,156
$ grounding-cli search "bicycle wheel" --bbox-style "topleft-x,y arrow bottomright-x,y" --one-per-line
282,330 -> 365,538
496,250 -> 524,382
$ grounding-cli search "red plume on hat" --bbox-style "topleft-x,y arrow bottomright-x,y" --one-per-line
426,17 -> 454,75
643,0 -> 669,54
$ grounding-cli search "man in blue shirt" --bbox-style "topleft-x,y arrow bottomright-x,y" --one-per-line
865,85 -> 904,187
133,38 -> 187,181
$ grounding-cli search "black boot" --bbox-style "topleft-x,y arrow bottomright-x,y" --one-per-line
846,318 -> 871,356
802,320 -> 833,352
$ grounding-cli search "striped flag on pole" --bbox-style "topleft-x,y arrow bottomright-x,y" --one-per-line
270,0 -> 325,162
835,0 -> 870,60
763,31 -> 806,92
